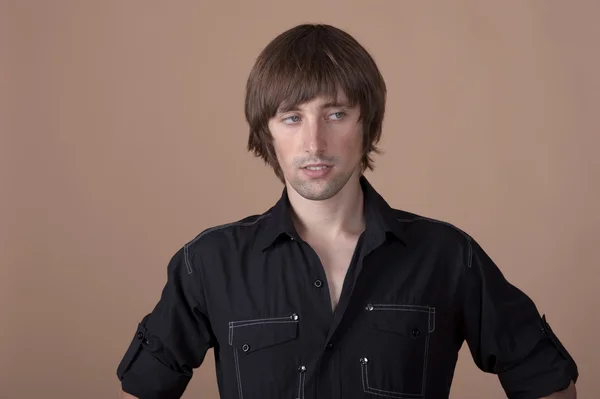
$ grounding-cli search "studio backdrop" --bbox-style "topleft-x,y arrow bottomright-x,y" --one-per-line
1,1 -> 598,398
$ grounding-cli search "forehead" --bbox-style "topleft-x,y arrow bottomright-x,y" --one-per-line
276,91 -> 352,113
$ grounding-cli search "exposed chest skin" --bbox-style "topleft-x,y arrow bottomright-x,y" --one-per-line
304,234 -> 361,311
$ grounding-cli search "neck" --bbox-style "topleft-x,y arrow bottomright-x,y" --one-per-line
287,173 -> 365,240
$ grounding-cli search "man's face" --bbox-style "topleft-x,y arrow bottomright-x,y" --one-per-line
268,92 -> 363,201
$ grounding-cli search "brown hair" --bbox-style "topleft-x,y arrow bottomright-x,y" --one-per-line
245,24 -> 387,183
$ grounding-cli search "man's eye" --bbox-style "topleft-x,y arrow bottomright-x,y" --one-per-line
283,115 -> 301,124
330,112 -> 346,120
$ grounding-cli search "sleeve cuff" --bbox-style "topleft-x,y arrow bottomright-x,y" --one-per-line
498,315 -> 578,399
117,317 -> 192,399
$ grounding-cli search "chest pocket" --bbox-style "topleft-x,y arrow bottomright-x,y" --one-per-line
360,304 -> 435,398
229,314 -> 302,399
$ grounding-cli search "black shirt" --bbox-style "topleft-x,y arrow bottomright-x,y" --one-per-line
116,176 -> 578,399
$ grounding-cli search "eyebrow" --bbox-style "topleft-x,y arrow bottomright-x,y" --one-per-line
276,101 -> 352,114
322,100 -> 351,108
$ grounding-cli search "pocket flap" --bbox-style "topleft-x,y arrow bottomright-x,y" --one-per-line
229,315 -> 299,354
368,305 -> 434,337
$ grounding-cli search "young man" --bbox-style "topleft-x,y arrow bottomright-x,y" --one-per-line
117,24 -> 578,399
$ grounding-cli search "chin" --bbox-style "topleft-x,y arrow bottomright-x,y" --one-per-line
290,176 -> 349,201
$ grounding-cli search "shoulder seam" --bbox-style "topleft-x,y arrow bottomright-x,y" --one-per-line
396,216 -> 473,268
182,213 -> 271,274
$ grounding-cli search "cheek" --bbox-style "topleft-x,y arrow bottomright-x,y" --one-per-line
271,138 -> 293,165
339,131 -> 363,158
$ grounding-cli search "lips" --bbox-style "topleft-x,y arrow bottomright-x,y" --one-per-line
303,165 -> 330,171
300,164 -> 333,178
303,163 -> 331,168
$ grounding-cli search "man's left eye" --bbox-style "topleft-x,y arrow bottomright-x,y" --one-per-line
330,112 -> 345,120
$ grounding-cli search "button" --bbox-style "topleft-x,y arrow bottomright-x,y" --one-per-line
298,365 -> 306,372
142,338 -> 150,345
136,332 -> 144,340
290,313 -> 299,321
242,344 -> 250,352
360,357 -> 369,364
412,328 -> 421,338
314,279 -> 323,288
365,304 -> 374,311
326,343 -> 333,350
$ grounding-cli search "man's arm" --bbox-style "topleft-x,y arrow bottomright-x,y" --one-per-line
460,237 -> 579,398
116,246 -> 215,398
541,380 -> 577,399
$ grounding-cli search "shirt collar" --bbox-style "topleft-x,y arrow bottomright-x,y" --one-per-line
258,175 -> 407,251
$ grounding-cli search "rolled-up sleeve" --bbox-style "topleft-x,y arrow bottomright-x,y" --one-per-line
116,245 -> 215,399
461,238 -> 578,399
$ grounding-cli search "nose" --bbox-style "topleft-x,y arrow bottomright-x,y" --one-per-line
302,118 -> 327,155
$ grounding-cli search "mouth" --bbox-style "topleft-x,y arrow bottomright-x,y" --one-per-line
302,164 -> 331,171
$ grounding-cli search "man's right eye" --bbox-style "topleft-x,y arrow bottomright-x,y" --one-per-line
283,115 -> 301,124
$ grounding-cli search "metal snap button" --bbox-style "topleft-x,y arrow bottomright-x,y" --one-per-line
314,279 -> 323,288
136,332 -> 144,340
360,357 -> 369,364
365,304 -> 374,311
291,313 -> 299,321
412,328 -> 421,338
298,365 -> 306,372
242,344 -> 250,352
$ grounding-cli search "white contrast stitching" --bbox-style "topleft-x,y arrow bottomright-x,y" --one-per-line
373,303 -> 430,311
230,320 -> 298,329
229,315 -> 292,326
396,216 -> 473,268
361,305 -> 435,398
233,347 -> 243,399
421,333 -> 430,394
371,304 -> 431,312
183,213 -> 271,274
429,308 -> 436,333
361,362 -> 421,398
229,314 -> 298,399
190,213 -> 271,246
296,368 -> 306,399
228,317 -> 298,345
370,308 -> 430,313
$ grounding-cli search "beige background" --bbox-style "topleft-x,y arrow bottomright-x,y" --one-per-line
2,1 -> 598,398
